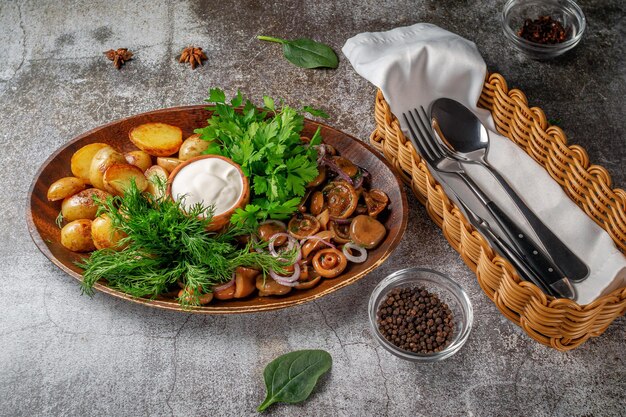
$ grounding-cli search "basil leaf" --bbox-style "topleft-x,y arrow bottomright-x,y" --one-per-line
258,36 -> 339,69
302,106 -> 329,119
257,349 -> 332,412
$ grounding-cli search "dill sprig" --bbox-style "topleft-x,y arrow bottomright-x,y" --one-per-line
78,182 -> 294,306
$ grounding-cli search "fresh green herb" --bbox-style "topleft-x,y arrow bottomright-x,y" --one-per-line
78,181 -> 294,306
301,106 -> 329,119
257,35 -> 338,69
548,118 -> 562,126
55,211 -> 64,228
195,88 -> 326,227
258,349 -> 332,412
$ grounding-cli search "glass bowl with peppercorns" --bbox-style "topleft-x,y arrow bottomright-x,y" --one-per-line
368,268 -> 473,362
501,0 -> 586,60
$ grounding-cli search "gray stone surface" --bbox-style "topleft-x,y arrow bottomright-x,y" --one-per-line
1,0 -> 624,416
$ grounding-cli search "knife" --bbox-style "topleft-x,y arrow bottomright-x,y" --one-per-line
455,197 -> 575,299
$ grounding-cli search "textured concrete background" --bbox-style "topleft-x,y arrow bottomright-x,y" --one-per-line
1,0 -> 624,416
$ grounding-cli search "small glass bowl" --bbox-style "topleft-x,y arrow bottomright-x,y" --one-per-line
501,0 -> 586,60
368,268 -> 473,362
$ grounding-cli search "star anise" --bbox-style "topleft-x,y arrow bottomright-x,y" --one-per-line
179,46 -> 207,69
104,48 -> 133,70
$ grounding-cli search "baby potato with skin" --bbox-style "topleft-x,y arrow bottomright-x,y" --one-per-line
103,163 -> 149,196
156,157 -> 182,173
61,188 -> 111,221
178,134 -> 210,161
145,165 -> 169,199
47,177 -> 87,201
129,122 -> 182,157
124,150 -> 153,172
71,143 -> 109,182
91,214 -> 127,250
61,219 -> 96,252
89,146 -> 126,190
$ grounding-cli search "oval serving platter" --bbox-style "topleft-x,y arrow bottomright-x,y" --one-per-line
27,105 -> 408,314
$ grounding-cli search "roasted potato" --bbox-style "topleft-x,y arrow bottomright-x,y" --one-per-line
70,143 -> 109,182
178,134 -> 210,161
128,122 -> 182,157
145,165 -> 169,199
103,163 -> 149,196
61,219 -> 96,252
61,188 -> 111,221
124,150 -> 153,172
89,147 -> 126,190
156,157 -> 182,173
47,177 -> 87,201
91,214 -> 127,250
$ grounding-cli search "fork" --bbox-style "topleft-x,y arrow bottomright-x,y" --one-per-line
402,107 -> 574,299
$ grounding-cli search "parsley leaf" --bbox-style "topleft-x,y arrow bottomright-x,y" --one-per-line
196,88 -> 326,225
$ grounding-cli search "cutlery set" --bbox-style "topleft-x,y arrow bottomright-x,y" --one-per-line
402,100 -> 589,300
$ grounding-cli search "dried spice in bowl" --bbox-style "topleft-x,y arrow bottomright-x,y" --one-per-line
376,286 -> 455,354
518,15 -> 569,44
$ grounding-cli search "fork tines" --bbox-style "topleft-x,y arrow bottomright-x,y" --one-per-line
402,106 -> 441,164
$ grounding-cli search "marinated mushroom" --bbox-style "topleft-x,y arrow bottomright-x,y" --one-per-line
349,215 -> 386,249
307,165 -> 327,188
234,266 -> 260,298
256,275 -> 292,296
288,213 -> 321,239
301,230 -> 335,259
323,180 -> 358,219
316,209 -> 330,230
294,265 -> 322,290
309,191 -> 325,215
258,221 -> 287,247
329,220 -> 351,244
298,190 -> 313,213
364,189 -> 389,217
331,156 -> 358,178
213,284 -> 236,300
312,248 -> 348,278
178,287 -> 213,305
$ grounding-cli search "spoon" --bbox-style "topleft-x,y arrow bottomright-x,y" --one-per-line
430,98 -> 589,282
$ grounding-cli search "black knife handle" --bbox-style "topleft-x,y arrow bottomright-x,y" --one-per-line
489,169 -> 588,281
486,201 -> 567,285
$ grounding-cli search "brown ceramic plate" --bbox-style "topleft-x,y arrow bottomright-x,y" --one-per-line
27,105 -> 408,314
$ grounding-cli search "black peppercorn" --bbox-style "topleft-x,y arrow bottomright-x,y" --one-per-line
376,286 -> 455,354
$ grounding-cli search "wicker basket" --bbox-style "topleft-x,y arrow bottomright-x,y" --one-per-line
370,73 -> 626,351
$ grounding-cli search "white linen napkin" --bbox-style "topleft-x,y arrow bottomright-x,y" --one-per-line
342,23 -> 626,304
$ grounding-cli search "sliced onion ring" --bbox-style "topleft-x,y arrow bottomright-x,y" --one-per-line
269,233 -> 298,257
213,274 -> 236,292
299,235 -> 336,249
342,243 -> 368,263
269,263 -> 301,283
274,278 -> 301,287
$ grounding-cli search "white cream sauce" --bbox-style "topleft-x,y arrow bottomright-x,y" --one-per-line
171,157 -> 243,215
